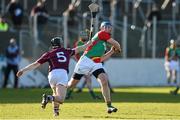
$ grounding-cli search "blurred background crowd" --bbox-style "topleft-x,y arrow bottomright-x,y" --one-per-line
1,0 -> 180,58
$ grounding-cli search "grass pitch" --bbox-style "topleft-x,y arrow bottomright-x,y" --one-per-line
0,87 -> 180,119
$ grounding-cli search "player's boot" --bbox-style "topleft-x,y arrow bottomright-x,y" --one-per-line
41,94 -> 48,109
107,106 -> 118,114
170,87 -> 179,95
94,95 -> 101,100
170,90 -> 178,95
170,90 -> 177,95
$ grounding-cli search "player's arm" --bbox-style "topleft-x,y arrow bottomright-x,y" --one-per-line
16,61 -> 41,77
100,46 -> 115,62
73,41 -> 92,54
107,38 -> 121,53
165,48 -> 169,61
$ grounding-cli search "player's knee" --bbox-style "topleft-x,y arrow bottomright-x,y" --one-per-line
98,74 -> 108,86
100,78 -> 109,87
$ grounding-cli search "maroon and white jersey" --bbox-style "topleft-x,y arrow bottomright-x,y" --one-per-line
36,47 -> 75,72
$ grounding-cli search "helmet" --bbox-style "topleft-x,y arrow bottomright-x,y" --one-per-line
51,37 -> 63,47
170,39 -> 175,44
100,21 -> 112,28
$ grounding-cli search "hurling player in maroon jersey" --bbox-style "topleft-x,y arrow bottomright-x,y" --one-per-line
16,37 -> 90,116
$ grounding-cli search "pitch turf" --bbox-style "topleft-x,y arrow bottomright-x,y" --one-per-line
0,87 -> 180,119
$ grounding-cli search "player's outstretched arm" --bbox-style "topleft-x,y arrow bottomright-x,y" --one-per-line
74,41 -> 92,54
16,61 -> 41,77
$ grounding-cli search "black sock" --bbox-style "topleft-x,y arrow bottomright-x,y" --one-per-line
175,86 -> 179,92
54,107 -> 59,113
107,102 -> 112,107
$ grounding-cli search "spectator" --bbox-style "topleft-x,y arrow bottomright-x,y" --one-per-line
0,17 -> 9,32
6,0 -> 24,30
3,38 -> 20,88
31,0 -> 49,41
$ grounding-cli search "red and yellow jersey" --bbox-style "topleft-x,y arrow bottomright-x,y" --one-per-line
84,31 -> 111,62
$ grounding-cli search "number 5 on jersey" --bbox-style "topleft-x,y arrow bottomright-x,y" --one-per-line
56,52 -> 67,62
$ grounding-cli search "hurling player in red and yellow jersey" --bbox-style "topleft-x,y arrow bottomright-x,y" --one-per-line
68,21 -> 121,113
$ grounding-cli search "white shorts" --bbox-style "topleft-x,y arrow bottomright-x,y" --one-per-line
164,61 -> 170,71
48,69 -> 68,88
74,56 -> 104,75
169,60 -> 179,71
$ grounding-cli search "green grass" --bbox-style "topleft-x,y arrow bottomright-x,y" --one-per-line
0,87 -> 180,119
